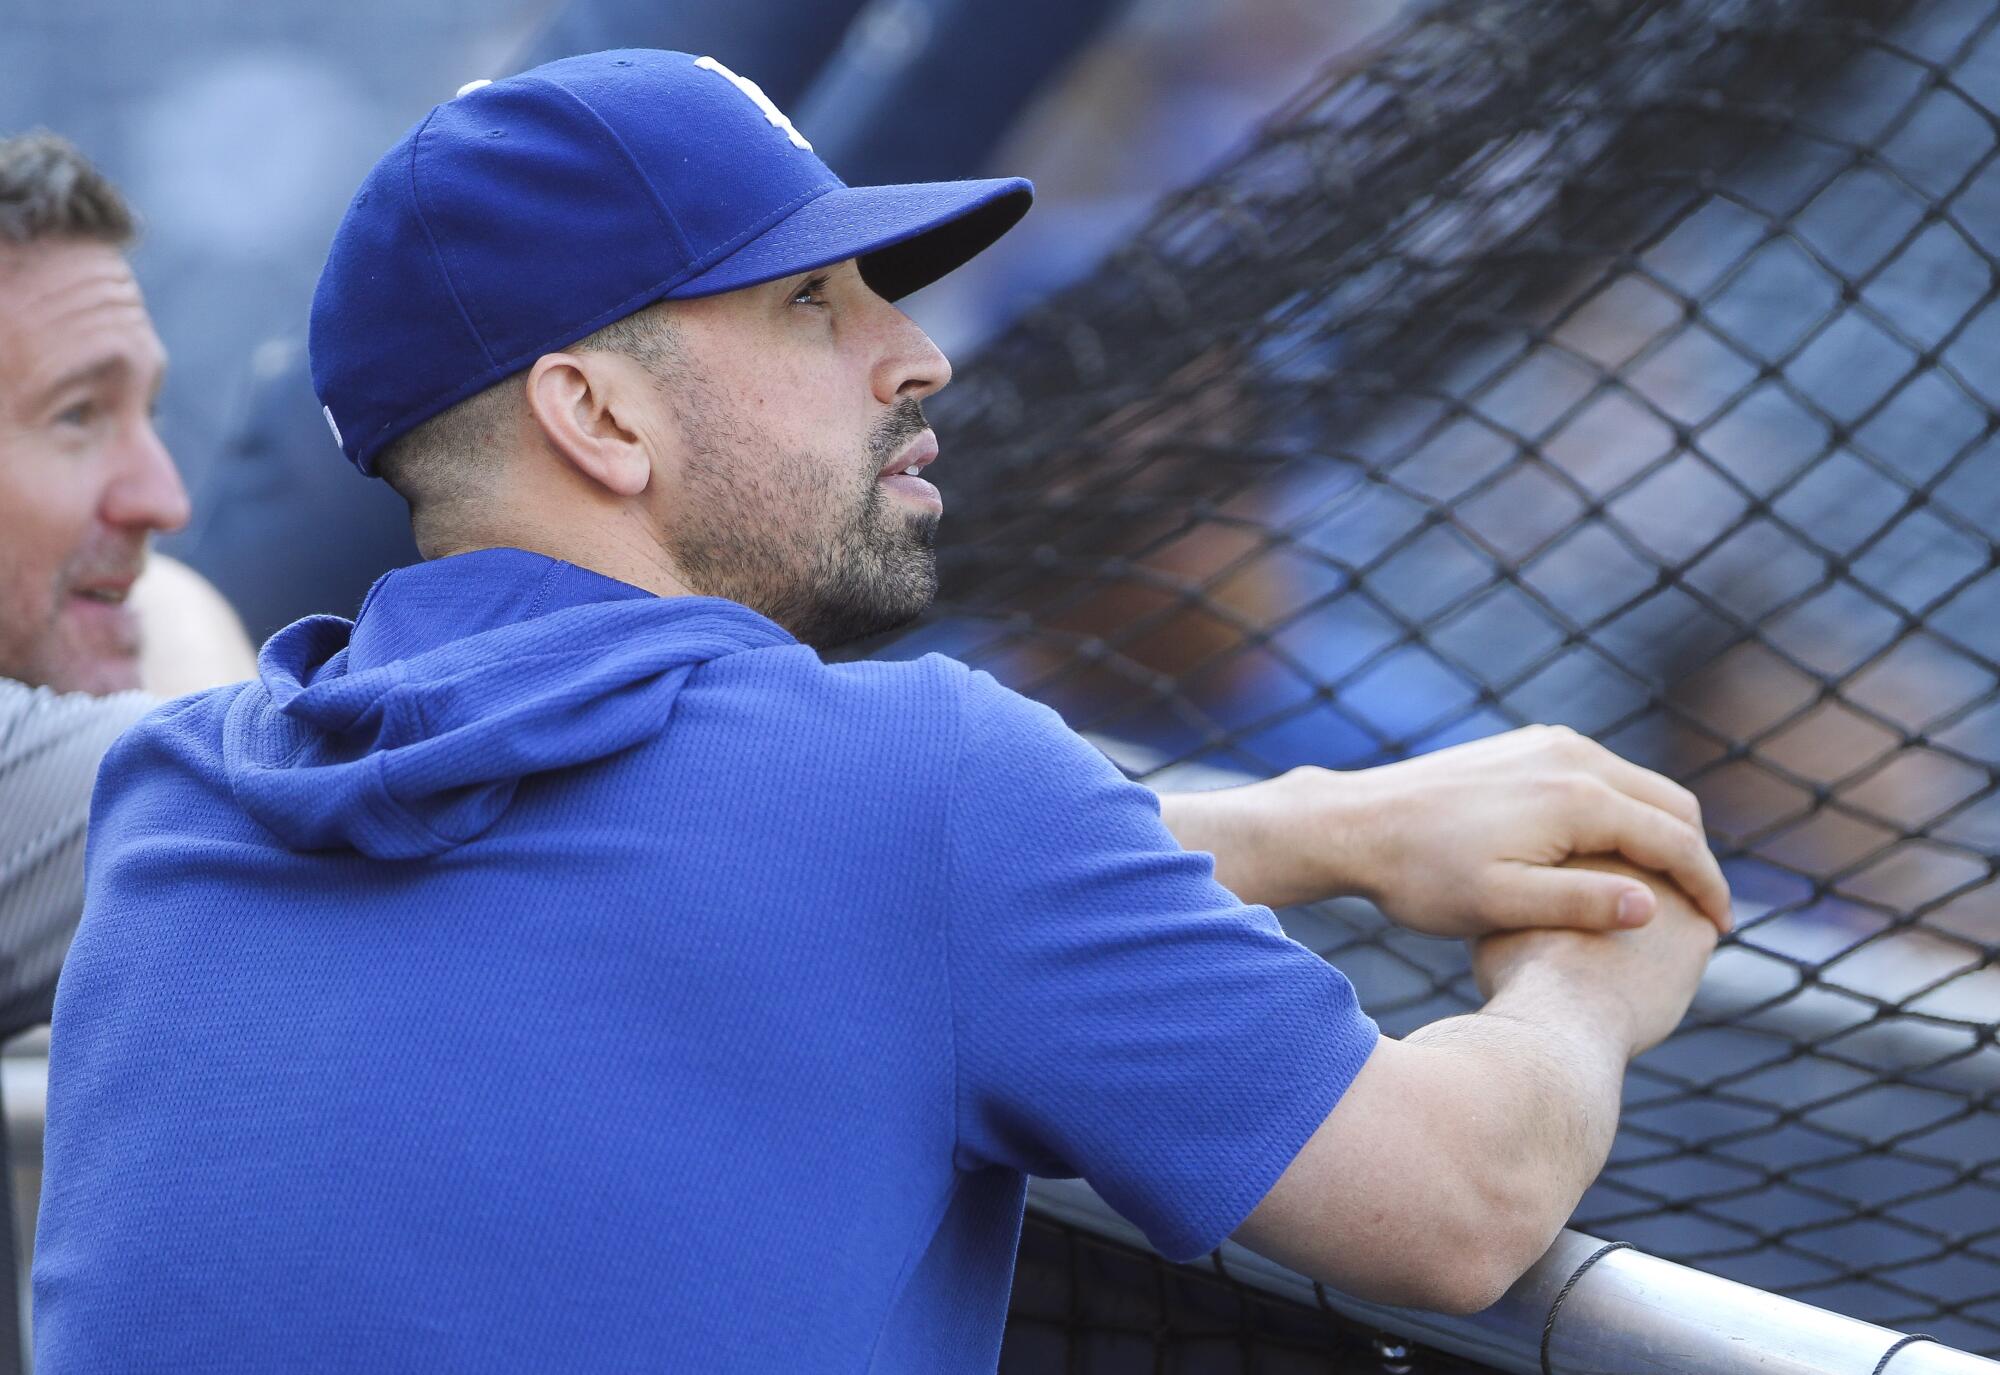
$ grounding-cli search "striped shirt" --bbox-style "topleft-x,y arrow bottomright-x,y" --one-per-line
0,678 -> 153,1035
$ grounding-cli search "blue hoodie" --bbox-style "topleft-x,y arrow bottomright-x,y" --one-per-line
35,548 -> 1376,1373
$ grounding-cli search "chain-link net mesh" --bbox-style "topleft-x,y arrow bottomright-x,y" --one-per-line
867,0 -> 2000,1361
1002,1216 -> 1498,1374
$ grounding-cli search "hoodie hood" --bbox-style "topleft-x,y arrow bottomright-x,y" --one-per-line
222,549 -> 795,859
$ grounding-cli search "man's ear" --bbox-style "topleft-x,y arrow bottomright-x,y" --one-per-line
523,350 -> 656,498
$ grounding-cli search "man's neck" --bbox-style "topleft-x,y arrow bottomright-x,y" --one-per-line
427,528 -> 697,602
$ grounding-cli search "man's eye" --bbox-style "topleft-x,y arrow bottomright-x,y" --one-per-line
56,401 -> 96,427
791,276 -> 830,308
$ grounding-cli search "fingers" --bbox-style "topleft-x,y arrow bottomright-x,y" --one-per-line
1564,781 -> 1734,933
1532,725 -> 1705,831
1487,862 -> 1659,932
1585,750 -> 1704,833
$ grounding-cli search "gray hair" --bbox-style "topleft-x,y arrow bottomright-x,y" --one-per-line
0,131 -> 135,248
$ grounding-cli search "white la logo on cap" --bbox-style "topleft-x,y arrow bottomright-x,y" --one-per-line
456,78 -> 493,98
694,56 -> 811,151
322,404 -> 343,450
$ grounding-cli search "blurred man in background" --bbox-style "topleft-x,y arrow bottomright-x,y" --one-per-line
0,130 -> 255,1368
0,130 -> 253,1031
1,133 -> 186,698
0,129 -> 254,1008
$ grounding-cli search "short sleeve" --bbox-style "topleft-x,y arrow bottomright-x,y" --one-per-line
944,671 -> 1379,1262
0,680 -> 155,1032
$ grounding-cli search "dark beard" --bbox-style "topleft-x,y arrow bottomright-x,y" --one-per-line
665,398 -> 940,651
787,479 -> 939,650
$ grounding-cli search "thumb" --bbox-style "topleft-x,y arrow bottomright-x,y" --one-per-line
1488,863 -> 1656,932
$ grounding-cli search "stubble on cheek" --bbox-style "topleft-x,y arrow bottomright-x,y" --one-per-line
0,544 -> 144,694
0,586 -> 74,692
664,424 -> 939,651
0,567 -> 50,686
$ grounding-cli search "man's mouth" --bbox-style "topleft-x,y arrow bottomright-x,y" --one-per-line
878,430 -> 939,480
68,570 -> 139,608
876,430 -> 944,515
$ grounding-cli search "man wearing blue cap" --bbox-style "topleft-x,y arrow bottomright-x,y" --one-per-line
36,51 -> 1724,1370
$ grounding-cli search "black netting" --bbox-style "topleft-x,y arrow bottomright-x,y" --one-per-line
868,0 -> 2000,1361
1002,1218 -> 1494,1374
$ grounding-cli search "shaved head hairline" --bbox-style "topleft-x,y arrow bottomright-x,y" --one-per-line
375,300 -> 687,552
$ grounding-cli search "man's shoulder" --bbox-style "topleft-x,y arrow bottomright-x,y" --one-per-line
835,659 -> 1138,822
697,647 -> 975,728
682,648 -> 1105,802
725,652 -> 1081,752
0,677 -> 158,773
0,674 -> 155,731
810,649 -> 973,690
91,680 -> 253,798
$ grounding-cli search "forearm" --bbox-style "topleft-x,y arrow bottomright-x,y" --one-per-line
1158,730 -> 1732,937
1402,975 -> 1630,1284
1235,963 -> 1636,1312
1238,867 -> 1710,1312
1157,768 -> 1360,910
1168,783 -> 1632,1239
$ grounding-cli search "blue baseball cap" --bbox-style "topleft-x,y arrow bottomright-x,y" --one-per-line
310,49 -> 1033,476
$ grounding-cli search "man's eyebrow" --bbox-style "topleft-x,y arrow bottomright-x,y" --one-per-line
29,355 -> 130,406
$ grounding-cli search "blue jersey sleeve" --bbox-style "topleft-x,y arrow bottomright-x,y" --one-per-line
944,670 -> 1380,1262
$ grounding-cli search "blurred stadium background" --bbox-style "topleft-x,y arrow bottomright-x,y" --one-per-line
6,0 -> 1999,1369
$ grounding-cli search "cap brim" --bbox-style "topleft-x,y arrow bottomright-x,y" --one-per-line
666,176 -> 1032,303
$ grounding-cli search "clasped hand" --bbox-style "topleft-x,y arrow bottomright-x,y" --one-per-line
1158,725 -> 1731,938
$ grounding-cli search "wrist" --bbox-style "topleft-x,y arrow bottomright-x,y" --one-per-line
1241,765 -> 1372,909
1276,763 -> 1387,909
1159,766 -> 1364,910
1479,946 -> 1642,1060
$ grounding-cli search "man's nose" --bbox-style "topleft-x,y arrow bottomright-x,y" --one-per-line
874,309 -> 954,407
101,417 -> 192,534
